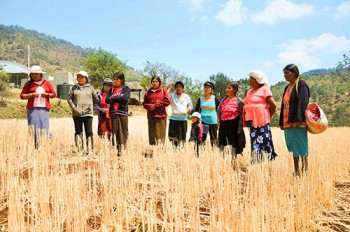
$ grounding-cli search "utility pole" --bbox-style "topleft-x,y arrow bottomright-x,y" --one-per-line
27,44 -> 30,68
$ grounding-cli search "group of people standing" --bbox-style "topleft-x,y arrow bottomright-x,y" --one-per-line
20,63 -> 310,176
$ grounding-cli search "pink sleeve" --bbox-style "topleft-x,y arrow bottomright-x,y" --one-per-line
263,86 -> 272,98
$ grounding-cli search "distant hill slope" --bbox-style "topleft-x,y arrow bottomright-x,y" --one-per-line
0,24 -> 143,81
271,70 -> 350,127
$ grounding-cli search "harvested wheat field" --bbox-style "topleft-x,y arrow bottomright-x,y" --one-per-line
0,116 -> 349,231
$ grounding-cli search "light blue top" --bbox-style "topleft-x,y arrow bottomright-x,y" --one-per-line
169,92 -> 193,121
200,96 -> 217,124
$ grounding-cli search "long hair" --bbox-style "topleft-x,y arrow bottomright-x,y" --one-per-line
151,75 -> 162,86
113,72 -> 125,83
228,82 -> 239,96
283,64 -> 300,78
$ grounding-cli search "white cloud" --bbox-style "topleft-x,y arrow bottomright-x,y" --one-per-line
277,33 -> 350,69
262,61 -> 274,67
323,6 -> 330,13
334,1 -> 350,21
214,0 -> 247,27
252,0 -> 313,24
180,0 -> 205,12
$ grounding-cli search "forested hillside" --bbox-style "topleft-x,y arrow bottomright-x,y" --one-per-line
0,24 -> 143,81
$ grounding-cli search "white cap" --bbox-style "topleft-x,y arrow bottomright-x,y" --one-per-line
248,70 -> 268,84
76,70 -> 88,78
29,65 -> 45,74
191,112 -> 201,120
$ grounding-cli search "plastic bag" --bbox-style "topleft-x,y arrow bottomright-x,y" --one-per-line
305,103 -> 328,134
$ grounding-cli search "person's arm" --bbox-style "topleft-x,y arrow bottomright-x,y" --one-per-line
167,83 -> 174,93
142,90 -> 152,110
194,98 -> 200,112
20,82 -> 39,99
237,100 -> 244,134
198,123 -> 203,142
110,86 -> 130,104
266,96 -> 276,118
95,93 -> 104,112
215,96 -> 220,110
91,87 -> 99,107
187,95 -> 193,113
67,86 -> 76,109
297,80 -> 310,122
154,88 -> 170,108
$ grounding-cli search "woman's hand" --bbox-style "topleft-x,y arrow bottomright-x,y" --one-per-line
149,105 -> 156,111
31,93 -> 39,98
41,92 -> 51,98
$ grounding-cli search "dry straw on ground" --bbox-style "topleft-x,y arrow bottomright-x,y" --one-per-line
0,116 -> 349,231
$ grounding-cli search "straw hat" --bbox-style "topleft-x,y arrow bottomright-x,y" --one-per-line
29,65 -> 45,74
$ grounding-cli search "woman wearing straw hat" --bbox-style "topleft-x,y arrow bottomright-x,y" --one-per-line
20,65 -> 56,148
96,78 -> 114,139
68,71 -> 98,152
242,70 -> 277,163
279,64 -> 310,176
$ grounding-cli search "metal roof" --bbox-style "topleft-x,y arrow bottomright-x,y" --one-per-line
0,60 -> 29,73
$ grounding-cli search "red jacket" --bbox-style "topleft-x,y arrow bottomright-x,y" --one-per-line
142,87 -> 170,119
20,80 -> 56,110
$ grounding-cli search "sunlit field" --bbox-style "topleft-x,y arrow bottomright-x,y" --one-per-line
0,116 -> 349,231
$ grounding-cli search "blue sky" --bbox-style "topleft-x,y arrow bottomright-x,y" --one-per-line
1,0 -> 350,84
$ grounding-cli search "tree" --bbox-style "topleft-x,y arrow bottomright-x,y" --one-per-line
236,78 -> 250,98
0,65 -> 10,92
83,49 -> 127,89
208,73 -> 233,99
336,51 -> 350,71
140,61 -> 203,109
141,61 -> 180,90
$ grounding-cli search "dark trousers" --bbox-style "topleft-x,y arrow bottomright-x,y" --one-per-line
73,116 -> 93,138
203,123 -> 218,146
168,119 -> 187,147
218,117 -> 239,148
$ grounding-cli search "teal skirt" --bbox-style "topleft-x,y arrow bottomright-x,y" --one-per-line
284,128 -> 308,157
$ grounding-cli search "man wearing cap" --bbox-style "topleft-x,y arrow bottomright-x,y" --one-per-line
242,70 -> 277,163
167,80 -> 193,147
20,65 -> 56,148
68,70 -> 98,152
194,81 -> 220,147
96,78 -> 114,139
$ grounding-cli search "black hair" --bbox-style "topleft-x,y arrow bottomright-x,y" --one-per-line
151,75 -> 162,86
227,82 -> 239,96
283,64 -> 299,78
175,81 -> 184,88
27,73 -> 43,93
113,72 -> 125,83
204,81 -> 215,90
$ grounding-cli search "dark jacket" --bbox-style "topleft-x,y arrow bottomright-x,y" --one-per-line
189,121 -> 203,143
279,79 -> 310,126
106,85 -> 130,117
